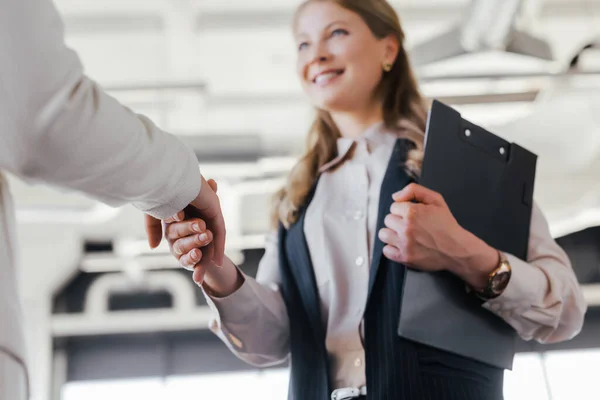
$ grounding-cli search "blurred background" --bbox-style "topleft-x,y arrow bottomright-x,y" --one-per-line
11,0 -> 600,399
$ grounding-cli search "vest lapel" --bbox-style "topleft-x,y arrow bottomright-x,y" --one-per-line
284,182 -> 326,346
367,139 -> 413,300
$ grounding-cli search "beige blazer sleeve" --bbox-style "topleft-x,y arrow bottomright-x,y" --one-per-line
483,202 -> 587,343
203,232 -> 290,367
0,0 -> 200,219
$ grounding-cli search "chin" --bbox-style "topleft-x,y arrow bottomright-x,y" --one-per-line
315,96 -> 352,113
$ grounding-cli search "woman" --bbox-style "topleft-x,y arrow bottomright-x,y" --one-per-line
163,1 -> 586,399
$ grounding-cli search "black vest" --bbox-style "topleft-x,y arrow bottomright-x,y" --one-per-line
278,139 -> 505,400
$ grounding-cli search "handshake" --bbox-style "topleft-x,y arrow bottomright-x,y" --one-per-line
145,175 -> 225,285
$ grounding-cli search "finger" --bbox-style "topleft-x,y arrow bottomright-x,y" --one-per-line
389,202 -> 419,220
171,231 -> 213,257
165,210 -> 186,224
383,245 -> 402,262
378,227 -> 402,248
192,264 -> 208,286
179,248 -> 203,271
207,179 -> 218,194
392,183 -> 444,206
145,215 -> 163,249
191,176 -> 226,265
383,213 -> 404,233
165,218 -> 207,241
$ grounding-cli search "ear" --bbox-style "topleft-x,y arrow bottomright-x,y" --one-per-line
382,33 -> 400,65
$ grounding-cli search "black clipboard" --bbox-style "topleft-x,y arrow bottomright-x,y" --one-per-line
397,100 -> 537,370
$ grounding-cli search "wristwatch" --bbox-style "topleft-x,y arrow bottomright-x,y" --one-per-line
477,251 -> 512,299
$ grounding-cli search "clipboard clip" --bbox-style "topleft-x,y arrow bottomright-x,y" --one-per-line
460,121 -> 510,163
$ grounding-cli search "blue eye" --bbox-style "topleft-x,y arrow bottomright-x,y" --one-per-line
298,42 -> 308,51
331,28 -> 348,37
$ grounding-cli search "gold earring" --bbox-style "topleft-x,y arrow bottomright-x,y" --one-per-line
383,63 -> 393,72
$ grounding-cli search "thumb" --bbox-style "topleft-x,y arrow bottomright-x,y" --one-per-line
207,179 -> 218,194
145,214 -> 163,249
392,183 -> 445,206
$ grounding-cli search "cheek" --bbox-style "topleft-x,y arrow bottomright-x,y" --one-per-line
341,44 -> 383,87
357,60 -> 381,79
349,59 -> 383,94
296,58 -> 311,86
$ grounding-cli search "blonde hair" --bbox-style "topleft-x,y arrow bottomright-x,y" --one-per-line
273,0 -> 429,228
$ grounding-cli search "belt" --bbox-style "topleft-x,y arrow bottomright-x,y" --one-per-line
331,386 -> 367,400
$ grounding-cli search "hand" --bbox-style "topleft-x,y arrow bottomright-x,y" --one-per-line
164,216 -> 215,285
378,183 -> 497,286
145,176 -> 226,265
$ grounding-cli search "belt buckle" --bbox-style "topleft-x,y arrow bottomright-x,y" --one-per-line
331,386 -> 366,400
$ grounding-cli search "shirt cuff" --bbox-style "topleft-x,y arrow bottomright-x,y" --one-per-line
201,271 -> 259,326
139,153 -> 201,220
482,252 -> 547,316
201,271 -> 259,353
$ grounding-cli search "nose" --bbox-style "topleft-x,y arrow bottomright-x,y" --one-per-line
307,41 -> 330,65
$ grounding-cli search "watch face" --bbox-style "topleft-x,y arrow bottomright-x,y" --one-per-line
491,271 -> 511,292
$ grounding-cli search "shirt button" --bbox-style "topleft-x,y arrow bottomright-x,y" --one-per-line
355,256 -> 365,266
354,358 -> 362,367
353,210 -> 364,220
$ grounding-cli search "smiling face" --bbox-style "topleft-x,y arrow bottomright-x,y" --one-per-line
294,1 -> 397,114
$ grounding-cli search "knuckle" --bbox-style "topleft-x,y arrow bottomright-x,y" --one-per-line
179,256 -> 191,270
387,227 -> 398,240
169,223 -> 185,240
172,239 -> 186,255
393,246 -> 407,263
170,248 -> 181,260
384,213 -> 394,227
164,225 -> 175,240
379,228 -> 390,242
403,223 -> 414,238
173,244 -> 181,255
406,204 -> 418,220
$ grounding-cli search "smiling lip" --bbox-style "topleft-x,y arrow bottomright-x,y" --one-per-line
312,69 -> 344,87
311,69 -> 345,86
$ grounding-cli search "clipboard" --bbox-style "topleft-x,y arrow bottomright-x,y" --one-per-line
397,100 -> 537,370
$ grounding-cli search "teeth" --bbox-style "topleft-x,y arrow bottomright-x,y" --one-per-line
315,71 -> 341,85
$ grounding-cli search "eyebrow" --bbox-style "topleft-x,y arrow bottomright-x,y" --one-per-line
295,20 -> 349,40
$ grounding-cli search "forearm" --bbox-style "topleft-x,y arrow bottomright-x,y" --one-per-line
445,229 -> 498,291
483,252 -> 586,342
202,256 -> 245,298
2,0 -> 200,219
449,204 -> 587,343
21,78 -> 201,219
203,268 -> 290,366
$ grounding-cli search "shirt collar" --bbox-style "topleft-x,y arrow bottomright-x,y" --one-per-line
318,121 -> 397,173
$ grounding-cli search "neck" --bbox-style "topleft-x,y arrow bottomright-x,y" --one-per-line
330,102 -> 384,139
